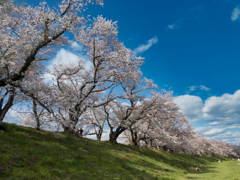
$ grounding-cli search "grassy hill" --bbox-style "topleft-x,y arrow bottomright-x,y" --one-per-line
0,123 -> 239,180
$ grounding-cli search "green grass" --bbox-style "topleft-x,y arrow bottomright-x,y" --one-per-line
178,160 -> 240,180
0,122 -> 239,180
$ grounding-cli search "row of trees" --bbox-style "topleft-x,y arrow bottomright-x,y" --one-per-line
1,0 -> 239,157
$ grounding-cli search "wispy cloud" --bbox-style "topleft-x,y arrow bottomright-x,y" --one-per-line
186,85 -> 211,93
189,86 -> 197,92
201,125 -> 240,136
127,38 -> 134,41
166,18 -> 183,30
200,85 -> 210,91
166,24 -> 179,30
204,128 -> 226,135
209,121 -> 219,125
134,36 -> 158,55
231,5 -> 240,21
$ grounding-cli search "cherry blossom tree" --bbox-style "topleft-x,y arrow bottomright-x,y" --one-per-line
0,0 -> 104,124
103,77 -> 157,143
21,101 -> 53,131
43,16 -> 143,133
0,0 -> 103,87
80,106 -> 108,141
188,135 -> 238,157
18,78 -> 57,131
124,90 -> 194,150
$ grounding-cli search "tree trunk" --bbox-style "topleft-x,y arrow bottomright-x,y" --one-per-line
109,126 -> 113,142
109,131 -> 119,143
109,126 -> 126,143
32,100 -> 40,130
62,125 -> 75,134
130,129 -> 139,146
0,88 -> 15,123
62,111 -> 78,134
148,139 -> 152,148
96,127 -> 102,141
97,135 -> 101,141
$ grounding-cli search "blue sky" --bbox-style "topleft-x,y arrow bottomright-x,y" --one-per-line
10,0 -> 240,145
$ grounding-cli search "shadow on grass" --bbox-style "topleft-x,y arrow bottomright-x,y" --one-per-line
1,122 -> 230,180
0,123 -> 160,179
105,142 -> 220,174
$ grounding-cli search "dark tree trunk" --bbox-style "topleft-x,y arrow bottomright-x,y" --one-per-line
32,100 -> 40,130
96,127 -> 102,141
0,87 -> 15,123
62,125 -> 75,134
62,110 -> 79,134
162,145 -> 173,152
109,126 -> 126,143
109,126 -> 113,142
130,129 -> 139,146
97,134 -> 101,141
163,145 -> 168,151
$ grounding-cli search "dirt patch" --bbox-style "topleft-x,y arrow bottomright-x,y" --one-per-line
237,163 -> 240,165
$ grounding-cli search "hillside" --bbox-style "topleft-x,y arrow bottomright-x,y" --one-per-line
0,123 -> 239,180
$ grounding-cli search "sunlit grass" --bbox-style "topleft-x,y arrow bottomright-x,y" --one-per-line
0,122 -> 239,180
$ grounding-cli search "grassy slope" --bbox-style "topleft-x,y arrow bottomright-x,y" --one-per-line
0,123 -> 239,180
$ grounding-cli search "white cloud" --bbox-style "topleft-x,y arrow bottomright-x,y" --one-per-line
194,126 -> 209,134
175,89 -> 240,124
203,90 -> 240,123
231,5 -> 240,21
49,49 -> 79,66
174,90 -> 240,144
43,48 -> 92,82
134,36 -> 158,55
194,124 -> 240,144
211,131 -> 240,145
204,128 -> 226,135
174,95 -> 204,121
4,109 -> 26,125
209,121 -> 219,125
197,124 -> 240,137
187,85 -> 210,93
71,41 -> 83,51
